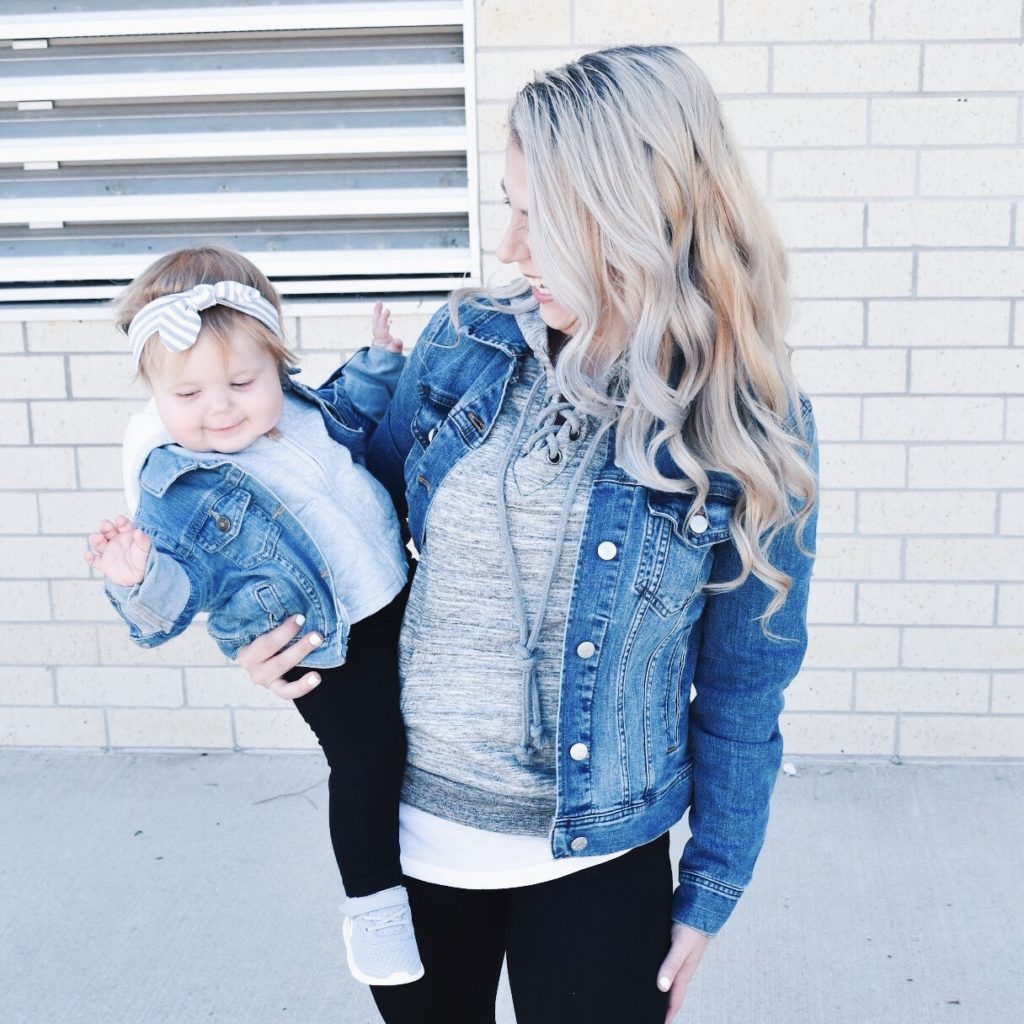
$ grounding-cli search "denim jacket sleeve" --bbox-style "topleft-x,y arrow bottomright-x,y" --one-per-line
315,345 -> 406,435
365,305 -> 448,522
105,543 -> 210,647
672,403 -> 819,936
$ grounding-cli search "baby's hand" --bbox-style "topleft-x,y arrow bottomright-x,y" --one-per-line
371,299 -> 404,354
84,515 -> 152,587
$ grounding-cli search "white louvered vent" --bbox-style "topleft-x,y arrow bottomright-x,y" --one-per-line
0,0 -> 479,306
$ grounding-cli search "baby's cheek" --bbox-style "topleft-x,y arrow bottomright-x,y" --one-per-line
260,384 -> 285,432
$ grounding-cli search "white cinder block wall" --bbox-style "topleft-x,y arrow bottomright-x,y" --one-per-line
1,0 -> 1022,758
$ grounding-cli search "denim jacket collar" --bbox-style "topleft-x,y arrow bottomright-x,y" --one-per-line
450,301 -> 744,502
455,304 -> 532,359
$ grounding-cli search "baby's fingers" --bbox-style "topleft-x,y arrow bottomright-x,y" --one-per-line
114,515 -> 135,535
371,299 -> 389,338
128,530 -> 152,573
97,519 -> 119,540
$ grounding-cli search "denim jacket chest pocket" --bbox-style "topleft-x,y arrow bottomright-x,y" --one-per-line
195,487 -> 281,570
633,488 -> 737,618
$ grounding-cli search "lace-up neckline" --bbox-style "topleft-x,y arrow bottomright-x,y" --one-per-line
497,313 -> 615,765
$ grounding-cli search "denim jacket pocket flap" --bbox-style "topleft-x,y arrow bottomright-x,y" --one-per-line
197,489 -> 281,569
197,488 -> 251,552
646,488 -> 736,547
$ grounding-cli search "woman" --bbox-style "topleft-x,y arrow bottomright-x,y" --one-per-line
238,45 -> 819,1023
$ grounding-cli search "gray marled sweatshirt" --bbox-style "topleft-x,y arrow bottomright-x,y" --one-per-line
398,309 -> 611,835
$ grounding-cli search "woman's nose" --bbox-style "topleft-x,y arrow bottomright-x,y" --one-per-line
495,218 -> 527,265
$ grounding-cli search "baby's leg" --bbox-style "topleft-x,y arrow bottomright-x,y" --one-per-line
289,585 -> 409,897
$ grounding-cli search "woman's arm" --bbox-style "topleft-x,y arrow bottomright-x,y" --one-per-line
657,409 -> 818,1020
674,405 -> 820,935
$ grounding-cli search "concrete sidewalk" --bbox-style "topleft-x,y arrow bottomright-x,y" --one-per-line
2,752 -> 1020,1024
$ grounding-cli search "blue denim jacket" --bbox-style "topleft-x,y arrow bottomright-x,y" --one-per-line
106,348 -> 408,668
366,300 -> 819,935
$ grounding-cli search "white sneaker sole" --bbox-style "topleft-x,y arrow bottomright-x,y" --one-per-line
342,916 -> 425,987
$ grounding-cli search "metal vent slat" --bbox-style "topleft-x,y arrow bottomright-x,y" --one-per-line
0,1 -> 477,306
1,123 -> 467,166
0,166 -> 469,226
0,1 -> 464,40
0,187 -> 470,226
1,221 -> 471,281
0,50 -> 465,104
1,278 -> 466,303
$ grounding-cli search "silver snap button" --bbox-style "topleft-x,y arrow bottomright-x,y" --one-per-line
569,742 -> 589,761
570,836 -> 588,852
689,512 -> 709,534
576,641 -> 596,660
214,515 -> 231,533
597,541 -> 617,561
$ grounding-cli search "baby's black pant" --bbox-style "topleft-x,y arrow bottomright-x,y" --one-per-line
287,582 -> 409,898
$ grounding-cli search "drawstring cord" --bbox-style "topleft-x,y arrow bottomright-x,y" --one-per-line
496,370 -> 613,765
525,398 -> 584,462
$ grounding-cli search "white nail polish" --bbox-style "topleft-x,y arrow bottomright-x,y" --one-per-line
294,614 -> 305,627
308,675 -> 322,687
658,976 -> 672,992
308,633 -> 322,647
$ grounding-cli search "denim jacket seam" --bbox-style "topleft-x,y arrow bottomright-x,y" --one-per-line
677,870 -> 744,900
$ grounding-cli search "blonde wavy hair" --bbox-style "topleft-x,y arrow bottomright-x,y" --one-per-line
455,45 -> 818,637
114,245 -> 297,386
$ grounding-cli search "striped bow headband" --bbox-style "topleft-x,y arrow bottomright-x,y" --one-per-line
126,280 -> 282,368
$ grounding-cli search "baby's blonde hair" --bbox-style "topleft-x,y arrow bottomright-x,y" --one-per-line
114,245 -> 297,385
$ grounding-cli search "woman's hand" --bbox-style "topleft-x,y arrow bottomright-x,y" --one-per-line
657,922 -> 711,1022
234,615 -> 325,701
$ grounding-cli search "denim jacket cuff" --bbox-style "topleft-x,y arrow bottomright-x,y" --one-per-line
324,345 -> 405,425
671,871 -> 744,936
106,546 -> 191,638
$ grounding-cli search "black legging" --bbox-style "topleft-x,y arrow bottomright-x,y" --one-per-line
289,583 -> 409,898
371,831 -> 673,1024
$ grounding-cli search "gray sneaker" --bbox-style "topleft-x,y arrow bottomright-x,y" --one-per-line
342,885 -> 425,986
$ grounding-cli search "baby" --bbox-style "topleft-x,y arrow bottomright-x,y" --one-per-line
84,245 -> 422,987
